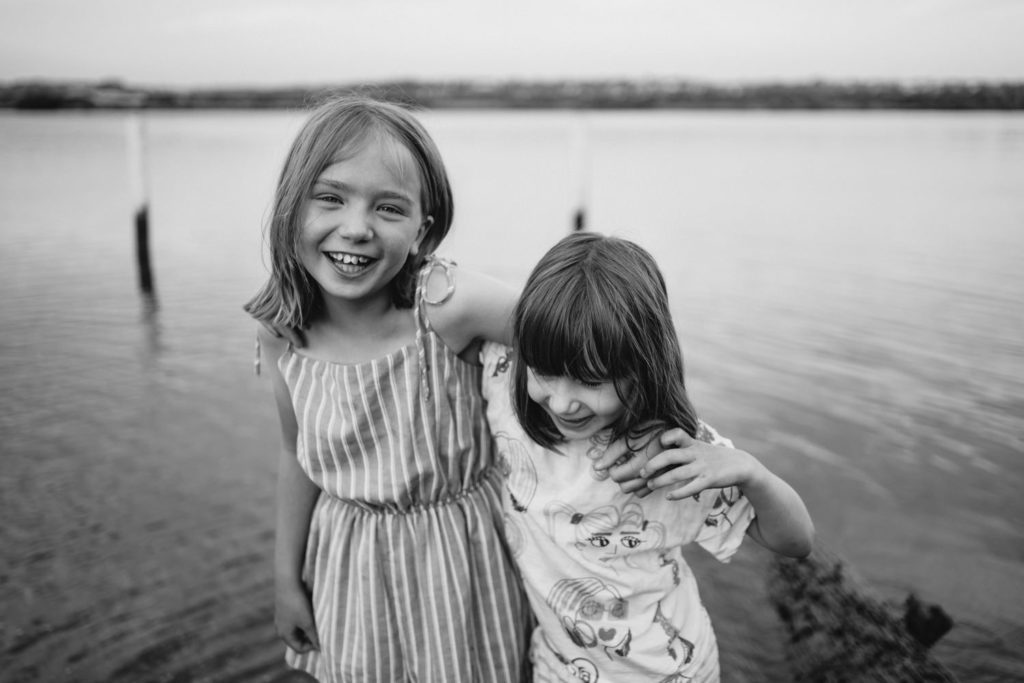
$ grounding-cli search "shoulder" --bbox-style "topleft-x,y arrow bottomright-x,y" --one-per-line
256,323 -> 292,372
256,323 -> 287,350
422,259 -> 518,352
422,260 -> 517,314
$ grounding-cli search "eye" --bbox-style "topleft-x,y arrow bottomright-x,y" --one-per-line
579,600 -> 603,619
574,374 -> 610,389
587,535 -> 609,548
620,536 -> 641,549
377,203 -> 406,216
314,193 -> 342,204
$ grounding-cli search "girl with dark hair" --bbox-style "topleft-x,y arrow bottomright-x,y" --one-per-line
482,232 -> 814,682
246,95 -> 531,682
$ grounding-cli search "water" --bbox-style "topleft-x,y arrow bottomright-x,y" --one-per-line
1,109 -> 1022,682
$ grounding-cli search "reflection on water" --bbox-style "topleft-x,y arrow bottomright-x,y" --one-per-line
139,291 -> 162,359
1,110 -> 1022,682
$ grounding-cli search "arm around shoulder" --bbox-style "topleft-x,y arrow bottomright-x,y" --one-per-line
423,262 -> 519,353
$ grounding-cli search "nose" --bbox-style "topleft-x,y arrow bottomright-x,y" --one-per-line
335,207 -> 373,241
544,380 -> 580,415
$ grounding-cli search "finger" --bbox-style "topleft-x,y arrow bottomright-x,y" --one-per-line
280,627 -> 311,654
645,463 -> 701,491
606,453 -> 650,481
658,428 -> 686,448
639,448 -> 695,477
664,477 -> 712,501
661,428 -> 696,449
596,431 -> 660,476
614,476 -> 650,494
591,440 -> 630,471
303,623 -> 321,651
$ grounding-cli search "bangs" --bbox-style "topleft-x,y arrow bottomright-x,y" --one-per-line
515,277 -> 630,384
328,129 -> 417,189
510,232 -> 700,449
375,133 -> 420,192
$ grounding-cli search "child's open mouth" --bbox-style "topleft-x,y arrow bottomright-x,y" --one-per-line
325,251 -> 375,274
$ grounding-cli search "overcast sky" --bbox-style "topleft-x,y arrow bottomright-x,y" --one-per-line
2,0 -> 1022,87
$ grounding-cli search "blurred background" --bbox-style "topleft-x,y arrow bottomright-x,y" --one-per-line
1,2 -> 1022,682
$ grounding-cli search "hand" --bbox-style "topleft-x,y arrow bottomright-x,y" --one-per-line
261,320 -> 306,348
275,579 -> 320,654
591,431 -> 667,498
640,428 -> 762,501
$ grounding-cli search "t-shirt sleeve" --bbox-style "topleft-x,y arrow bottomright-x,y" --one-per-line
479,341 -> 514,406
696,420 -> 733,449
480,342 -> 522,441
693,420 -> 756,562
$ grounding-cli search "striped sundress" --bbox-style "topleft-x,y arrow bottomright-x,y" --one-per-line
278,261 -> 531,682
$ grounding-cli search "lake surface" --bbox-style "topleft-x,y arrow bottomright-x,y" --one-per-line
1,109 -> 1022,682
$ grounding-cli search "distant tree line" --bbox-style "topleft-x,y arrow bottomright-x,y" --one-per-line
2,78 -> 1022,110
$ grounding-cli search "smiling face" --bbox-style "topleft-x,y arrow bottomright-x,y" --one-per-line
525,370 -> 626,441
298,136 -> 428,313
564,584 -> 632,656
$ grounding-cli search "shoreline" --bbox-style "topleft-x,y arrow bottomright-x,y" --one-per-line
2,78 -> 1023,111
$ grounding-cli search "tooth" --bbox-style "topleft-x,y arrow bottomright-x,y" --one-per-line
330,253 -> 369,265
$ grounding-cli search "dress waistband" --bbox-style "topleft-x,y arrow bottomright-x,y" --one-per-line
323,465 -> 502,517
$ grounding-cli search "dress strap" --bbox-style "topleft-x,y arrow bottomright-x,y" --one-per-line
413,256 -> 457,401
254,332 -> 262,375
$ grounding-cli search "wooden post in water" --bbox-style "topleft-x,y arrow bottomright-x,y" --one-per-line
127,113 -> 155,294
570,114 -> 589,232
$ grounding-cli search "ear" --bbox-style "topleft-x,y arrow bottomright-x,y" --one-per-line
410,215 -> 433,257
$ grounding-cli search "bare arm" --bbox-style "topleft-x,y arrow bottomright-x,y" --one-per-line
260,327 -> 322,653
731,461 -> 814,558
274,442 -> 321,653
611,428 -> 814,558
423,263 -> 519,354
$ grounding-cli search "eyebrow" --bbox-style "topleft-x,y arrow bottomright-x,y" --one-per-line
312,178 -> 414,203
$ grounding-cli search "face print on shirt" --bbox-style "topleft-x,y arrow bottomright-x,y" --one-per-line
547,577 -> 633,661
547,501 -> 666,567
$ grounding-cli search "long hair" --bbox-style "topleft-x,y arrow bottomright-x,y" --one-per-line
243,94 -> 454,331
511,232 -> 699,450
